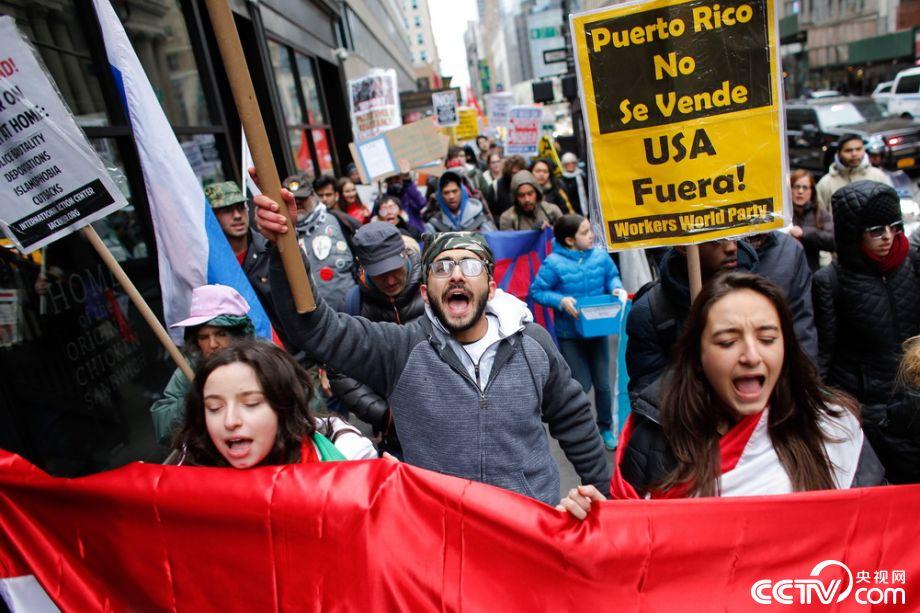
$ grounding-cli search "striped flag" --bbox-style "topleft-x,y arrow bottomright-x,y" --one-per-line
91,0 -> 271,342
484,228 -> 556,340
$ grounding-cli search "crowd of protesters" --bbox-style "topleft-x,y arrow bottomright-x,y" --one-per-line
148,130 -> 920,518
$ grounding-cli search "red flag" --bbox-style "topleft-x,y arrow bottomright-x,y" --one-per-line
0,449 -> 917,610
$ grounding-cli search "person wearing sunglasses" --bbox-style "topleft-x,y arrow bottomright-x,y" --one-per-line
813,181 -> 920,478
252,184 -> 610,506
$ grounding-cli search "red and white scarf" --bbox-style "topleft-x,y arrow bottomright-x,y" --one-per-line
611,407 -> 864,499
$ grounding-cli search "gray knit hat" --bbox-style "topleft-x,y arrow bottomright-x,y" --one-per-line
510,170 -> 543,201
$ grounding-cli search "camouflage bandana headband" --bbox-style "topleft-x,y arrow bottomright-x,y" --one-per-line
421,232 -> 494,275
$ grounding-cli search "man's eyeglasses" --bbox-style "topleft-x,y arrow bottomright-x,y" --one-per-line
429,258 -> 488,278
864,221 -> 904,240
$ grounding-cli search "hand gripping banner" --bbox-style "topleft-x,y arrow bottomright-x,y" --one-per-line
0,450 -> 918,610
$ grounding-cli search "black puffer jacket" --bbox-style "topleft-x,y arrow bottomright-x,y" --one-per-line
812,181 -> 920,405
862,390 -> 920,484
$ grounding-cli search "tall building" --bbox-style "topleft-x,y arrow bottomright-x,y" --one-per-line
402,0 -> 441,74
465,21 -> 485,99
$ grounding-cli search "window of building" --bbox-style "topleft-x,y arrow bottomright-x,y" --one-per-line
417,33 -> 424,45
268,40 -> 335,178
0,0 -> 238,477
420,50 -> 427,62
414,16 -> 421,27
412,0 -> 419,8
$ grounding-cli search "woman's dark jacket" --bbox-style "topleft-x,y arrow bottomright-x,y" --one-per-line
812,181 -> 920,406
793,202 -> 835,272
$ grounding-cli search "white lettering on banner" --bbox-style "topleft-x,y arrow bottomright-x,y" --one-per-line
751,560 -> 907,606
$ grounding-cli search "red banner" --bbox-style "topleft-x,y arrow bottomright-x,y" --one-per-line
0,450 -> 918,611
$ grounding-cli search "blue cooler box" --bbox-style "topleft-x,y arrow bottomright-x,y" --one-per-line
574,295 -> 623,338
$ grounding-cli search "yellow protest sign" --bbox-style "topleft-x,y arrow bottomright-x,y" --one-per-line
571,0 -> 786,250
453,107 -> 480,142
538,136 -> 563,177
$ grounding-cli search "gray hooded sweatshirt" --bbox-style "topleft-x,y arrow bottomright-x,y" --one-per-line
268,249 -> 610,504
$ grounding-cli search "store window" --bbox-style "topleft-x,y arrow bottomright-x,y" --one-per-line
268,39 -> 335,178
0,0 -> 235,476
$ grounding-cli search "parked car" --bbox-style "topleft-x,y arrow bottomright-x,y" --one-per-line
872,80 -> 894,111
889,66 -> 920,119
786,96 -> 920,176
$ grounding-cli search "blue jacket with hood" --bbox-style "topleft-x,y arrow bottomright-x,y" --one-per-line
426,171 -> 495,233
530,240 -> 623,338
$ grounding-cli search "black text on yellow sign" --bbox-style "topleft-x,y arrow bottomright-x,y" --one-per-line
572,0 -> 786,249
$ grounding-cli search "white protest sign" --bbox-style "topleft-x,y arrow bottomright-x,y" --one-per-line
432,91 -> 458,127
506,106 -> 542,156
0,17 -> 126,253
348,69 -> 401,142
486,93 -> 514,128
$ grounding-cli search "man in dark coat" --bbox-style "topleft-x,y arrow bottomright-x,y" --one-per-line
625,239 -> 756,401
331,223 -> 425,456
742,231 -> 818,360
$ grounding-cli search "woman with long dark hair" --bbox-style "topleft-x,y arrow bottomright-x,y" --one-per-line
558,272 -> 882,518
173,340 -> 376,467
789,169 -> 834,271
530,158 -> 573,215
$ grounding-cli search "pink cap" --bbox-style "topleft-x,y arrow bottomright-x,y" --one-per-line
170,285 -> 251,328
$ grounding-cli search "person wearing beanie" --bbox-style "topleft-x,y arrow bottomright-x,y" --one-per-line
815,133 -> 893,212
814,180 -> 920,402
426,170 -> 495,233
330,222 -> 426,457
255,184 -> 612,504
149,285 -> 256,445
499,169 -> 564,231
813,180 -> 920,482
559,152 -> 589,217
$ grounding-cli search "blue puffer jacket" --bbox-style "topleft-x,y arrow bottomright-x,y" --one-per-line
530,240 -> 623,338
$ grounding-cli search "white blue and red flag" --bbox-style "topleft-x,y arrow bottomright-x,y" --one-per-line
91,0 -> 271,342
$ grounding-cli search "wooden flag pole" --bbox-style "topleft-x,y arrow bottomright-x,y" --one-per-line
202,0 -> 315,313
81,226 -> 195,381
686,243 -> 703,302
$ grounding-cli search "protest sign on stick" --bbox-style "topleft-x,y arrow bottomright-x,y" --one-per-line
348,69 -> 401,142
0,16 -> 193,378
0,18 -> 126,254
506,106 -> 542,156
571,0 -> 788,252
454,107 -> 480,142
486,93 -> 515,128
349,119 -> 449,184
203,0 -> 314,313
432,91 -> 459,127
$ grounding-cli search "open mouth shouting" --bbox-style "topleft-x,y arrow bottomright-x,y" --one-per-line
732,374 -> 766,403
443,285 -> 473,319
224,437 -> 254,460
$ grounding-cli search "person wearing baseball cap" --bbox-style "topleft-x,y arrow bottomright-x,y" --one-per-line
203,180 -> 286,348
253,181 -> 610,505
330,222 -> 426,457
282,172 -> 358,310
150,285 -> 255,445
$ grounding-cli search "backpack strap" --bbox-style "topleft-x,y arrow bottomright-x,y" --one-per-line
343,286 -> 362,316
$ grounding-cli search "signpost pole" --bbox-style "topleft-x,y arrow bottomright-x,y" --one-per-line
202,0 -> 314,313
686,244 -> 703,302
81,226 -> 194,381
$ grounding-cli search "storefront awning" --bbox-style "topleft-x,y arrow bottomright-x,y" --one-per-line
848,28 -> 915,64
